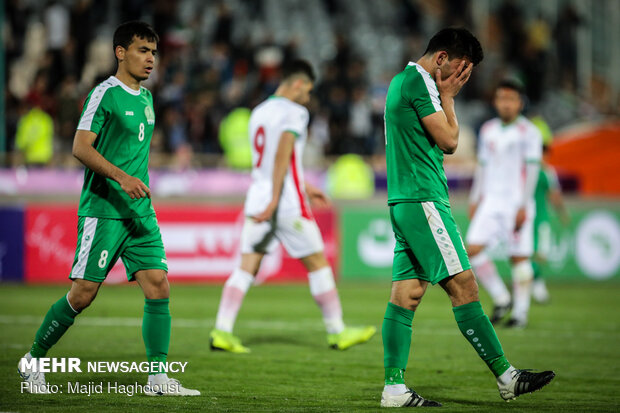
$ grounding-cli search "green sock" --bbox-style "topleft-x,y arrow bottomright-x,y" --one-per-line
30,294 -> 79,358
382,302 -> 414,385
532,261 -> 541,280
143,298 -> 171,374
453,301 -> 510,377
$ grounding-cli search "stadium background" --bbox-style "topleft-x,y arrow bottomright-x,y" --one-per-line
1,1 -> 620,411
1,0 -> 619,283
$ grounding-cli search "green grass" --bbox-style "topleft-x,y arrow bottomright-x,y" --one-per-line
0,281 -> 619,412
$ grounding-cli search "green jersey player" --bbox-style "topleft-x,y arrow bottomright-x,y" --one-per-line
18,21 -> 199,396
380,28 -> 554,407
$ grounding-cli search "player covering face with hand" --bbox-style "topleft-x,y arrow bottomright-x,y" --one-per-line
18,21 -> 199,396
210,60 -> 375,353
381,28 -> 554,407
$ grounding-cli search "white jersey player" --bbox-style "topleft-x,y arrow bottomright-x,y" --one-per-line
467,79 -> 542,328
210,60 -> 375,353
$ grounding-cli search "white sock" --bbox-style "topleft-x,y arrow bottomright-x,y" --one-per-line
215,269 -> 254,333
497,366 -> 517,385
308,267 -> 345,334
511,261 -> 534,321
384,384 -> 408,395
471,253 -> 511,306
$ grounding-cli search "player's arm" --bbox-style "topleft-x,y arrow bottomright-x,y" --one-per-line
547,169 -> 570,225
515,162 -> 539,230
516,127 -> 543,230
72,129 -> 151,199
305,182 -> 331,208
421,61 -> 473,154
253,131 -> 296,223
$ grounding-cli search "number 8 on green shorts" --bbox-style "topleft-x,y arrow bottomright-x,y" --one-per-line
70,215 -> 168,282
390,201 -> 471,284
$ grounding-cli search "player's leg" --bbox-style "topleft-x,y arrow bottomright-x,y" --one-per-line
507,208 -> 536,327
19,216 -> 117,393
211,217 -> 275,353
468,245 -> 512,323
300,251 -> 344,336
30,279 -> 99,357
532,221 -> 551,303
19,279 -> 99,393
133,269 -> 197,396
381,203 -> 444,407
440,269 -> 554,399
506,256 -> 533,328
382,277 -> 437,407
135,269 -> 170,372
211,252 -> 264,353
299,250 -> 376,350
466,205 -> 511,322
440,270 -> 514,378
125,215 -> 199,396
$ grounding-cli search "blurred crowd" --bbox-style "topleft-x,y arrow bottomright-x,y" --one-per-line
4,0 -> 618,169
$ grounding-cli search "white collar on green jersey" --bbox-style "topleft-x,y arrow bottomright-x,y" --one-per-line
407,61 -> 428,73
110,76 -> 142,96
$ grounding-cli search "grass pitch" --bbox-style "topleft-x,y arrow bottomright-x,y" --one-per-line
0,280 -> 618,412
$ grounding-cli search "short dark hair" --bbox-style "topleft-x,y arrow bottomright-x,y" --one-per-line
496,78 -> 525,95
423,28 -> 484,66
113,21 -> 159,52
281,59 -> 316,82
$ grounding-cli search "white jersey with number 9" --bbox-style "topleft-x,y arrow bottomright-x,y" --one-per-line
244,96 -> 312,219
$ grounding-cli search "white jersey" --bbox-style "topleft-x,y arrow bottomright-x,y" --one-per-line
477,115 -> 542,207
244,96 -> 312,219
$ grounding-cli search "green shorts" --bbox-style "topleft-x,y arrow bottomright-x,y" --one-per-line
69,214 -> 168,283
390,201 -> 470,284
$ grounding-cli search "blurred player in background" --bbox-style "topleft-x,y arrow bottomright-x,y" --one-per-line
210,60 -> 376,353
532,143 -> 570,303
17,21 -> 199,396
382,28 -> 554,407
467,79 -> 542,329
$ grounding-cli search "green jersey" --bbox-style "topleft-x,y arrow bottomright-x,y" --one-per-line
385,62 -> 448,206
534,164 -> 560,224
76,76 -> 156,218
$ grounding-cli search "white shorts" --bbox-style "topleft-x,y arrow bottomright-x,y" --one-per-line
240,215 -> 324,259
466,199 -> 534,258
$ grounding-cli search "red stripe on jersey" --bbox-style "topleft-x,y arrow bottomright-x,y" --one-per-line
290,148 -> 312,219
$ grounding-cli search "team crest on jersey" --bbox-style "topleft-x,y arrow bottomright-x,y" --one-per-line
144,106 -> 155,125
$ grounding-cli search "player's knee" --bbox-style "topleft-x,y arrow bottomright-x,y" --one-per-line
67,288 -> 97,311
512,260 -> 533,282
147,273 -> 170,299
391,286 -> 424,311
408,289 -> 425,310
442,270 -> 479,305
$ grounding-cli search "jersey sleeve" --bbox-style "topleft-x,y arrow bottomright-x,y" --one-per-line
77,86 -> 111,135
477,123 -> 491,165
402,70 -> 442,119
281,106 -> 309,137
523,124 -> 543,163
